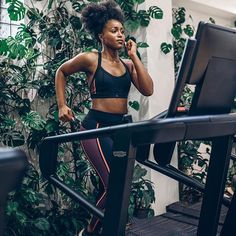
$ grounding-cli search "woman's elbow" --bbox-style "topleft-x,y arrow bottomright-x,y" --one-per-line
55,66 -> 68,81
55,66 -> 62,78
143,90 -> 153,96
142,86 -> 154,96
145,82 -> 154,96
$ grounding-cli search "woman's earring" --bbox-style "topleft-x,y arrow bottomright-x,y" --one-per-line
97,35 -> 103,51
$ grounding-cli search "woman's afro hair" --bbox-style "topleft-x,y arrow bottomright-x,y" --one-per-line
81,0 -> 125,40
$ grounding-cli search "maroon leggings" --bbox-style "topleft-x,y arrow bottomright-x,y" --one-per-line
80,109 -> 125,232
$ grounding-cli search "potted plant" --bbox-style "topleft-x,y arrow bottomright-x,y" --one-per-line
129,164 -> 155,219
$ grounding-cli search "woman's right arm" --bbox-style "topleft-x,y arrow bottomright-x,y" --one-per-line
55,52 -> 95,122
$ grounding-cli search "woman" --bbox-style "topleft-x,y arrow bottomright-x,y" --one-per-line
55,1 -> 153,235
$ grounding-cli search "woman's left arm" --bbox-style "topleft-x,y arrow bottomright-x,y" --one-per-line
126,39 -> 154,96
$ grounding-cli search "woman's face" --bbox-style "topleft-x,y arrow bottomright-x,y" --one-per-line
100,19 -> 125,50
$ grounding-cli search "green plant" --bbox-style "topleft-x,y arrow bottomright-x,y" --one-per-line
171,8 -> 208,204
0,0 -> 162,234
170,7 -> 236,204
129,164 -> 155,219
171,7 -> 195,74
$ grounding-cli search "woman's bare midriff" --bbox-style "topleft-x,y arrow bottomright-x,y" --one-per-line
92,98 -> 128,114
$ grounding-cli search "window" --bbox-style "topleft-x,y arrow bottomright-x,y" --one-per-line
0,0 -> 24,38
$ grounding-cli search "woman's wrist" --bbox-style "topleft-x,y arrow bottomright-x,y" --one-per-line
129,53 -> 139,61
58,103 -> 66,109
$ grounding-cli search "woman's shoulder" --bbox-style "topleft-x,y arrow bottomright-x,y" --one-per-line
70,51 -> 99,71
121,58 -> 133,72
75,51 -> 98,62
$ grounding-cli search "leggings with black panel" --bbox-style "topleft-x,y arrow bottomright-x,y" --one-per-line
80,109 -> 125,231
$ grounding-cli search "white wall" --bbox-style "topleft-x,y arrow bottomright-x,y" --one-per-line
144,0 -> 179,215
139,0 -> 236,216
188,0 -> 236,15
172,0 -> 236,27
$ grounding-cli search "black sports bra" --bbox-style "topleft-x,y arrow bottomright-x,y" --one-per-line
89,52 -> 131,99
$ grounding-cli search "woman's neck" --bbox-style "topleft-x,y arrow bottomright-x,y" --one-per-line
101,48 -> 120,63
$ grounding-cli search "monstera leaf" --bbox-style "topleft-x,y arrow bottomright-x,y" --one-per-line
148,6 -> 163,19
160,42 -> 173,54
184,24 -> 194,37
72,1 -> 86,12
21,111 -> 46,131
34,218 -> 50,231
6,0 -> 26,21
70,16 -> 82,30
137,42 -> 149,48
173,7 -> 186,25
117,0 -> 134,11
134,0 -> 145,3
0,116 -> 16,130
171,24 -> 183,39
0,39 -> 9,56
6,36 -> 27,60
2,131 -> 25,147
138,10 -> 151,27
125,19 -> 140,32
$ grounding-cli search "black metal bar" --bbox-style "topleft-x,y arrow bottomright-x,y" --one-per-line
44,126 -> 115,143
102,130 -> 136,236
39,114 -> 236,145
138,160 -> 231,207
49,175 -> 104,220
141,160 -> 204,191
197,136 -> 233,236
0,197 -> 5,236
39,114 -> 236,181
39,141 -> 58,178
220,190 -> 236,235
38,114 -> 236,236
0,149 -> 28,236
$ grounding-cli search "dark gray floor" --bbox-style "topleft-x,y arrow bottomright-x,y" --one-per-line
126,201 -> 228,236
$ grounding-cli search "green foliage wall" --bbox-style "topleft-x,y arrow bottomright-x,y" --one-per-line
0,0 -> 163,235
2,1 -> 234,234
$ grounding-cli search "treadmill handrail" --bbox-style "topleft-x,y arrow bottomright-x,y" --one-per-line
39,113 -> 236,178
40,113 -> 236,145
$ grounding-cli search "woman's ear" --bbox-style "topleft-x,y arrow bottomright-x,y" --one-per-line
98,34 -> 103,42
